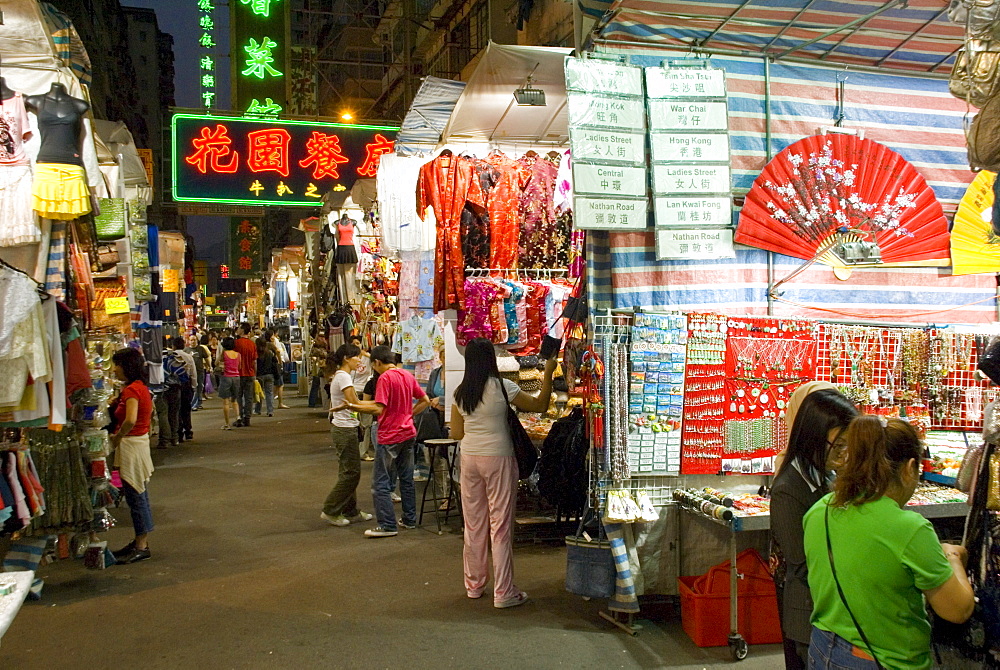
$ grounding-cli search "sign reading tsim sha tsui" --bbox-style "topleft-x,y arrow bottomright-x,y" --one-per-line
171,114 -> 398,207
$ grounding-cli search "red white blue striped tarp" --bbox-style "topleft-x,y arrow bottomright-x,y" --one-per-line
582,50 -> 995,323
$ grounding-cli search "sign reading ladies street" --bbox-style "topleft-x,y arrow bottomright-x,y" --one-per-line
566,56 -> 649,230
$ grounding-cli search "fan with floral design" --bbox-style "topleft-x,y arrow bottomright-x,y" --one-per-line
736,134 -> 951,266
951,170 -> 1000,276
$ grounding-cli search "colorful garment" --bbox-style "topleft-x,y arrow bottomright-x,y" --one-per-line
502,281 -> 522,346
518,155 -> 561,269
393,315 -> 442,363
484,151 -> 529,269
0,93 -> 33,167
513,281 -> 549,355
456,279 -> 500,345
397,250 -> 434,320
489,280 -> 510,344
418,154 -> 486,311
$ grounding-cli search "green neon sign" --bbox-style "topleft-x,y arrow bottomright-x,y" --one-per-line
240,0 -> 278,18
245,98 -> 283,116
242,37 -> 282,79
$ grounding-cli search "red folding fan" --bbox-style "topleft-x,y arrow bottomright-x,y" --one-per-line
736,134 -> 950,265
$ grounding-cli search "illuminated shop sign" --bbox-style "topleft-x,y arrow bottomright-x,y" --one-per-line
171,114 -> 398,206
232,0 -> 287,114
197,0 -> 217,108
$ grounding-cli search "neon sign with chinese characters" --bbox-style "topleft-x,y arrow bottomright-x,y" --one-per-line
232,0 -> 287,114
197,0 -> 216,109
172,114 -> 398,206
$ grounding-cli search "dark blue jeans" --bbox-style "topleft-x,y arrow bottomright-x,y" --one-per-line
238,376 -> 255,420
122,481 -> 154,536
309,375 -> 323,407
372,438 -> 416,530
808,626 -> 879,669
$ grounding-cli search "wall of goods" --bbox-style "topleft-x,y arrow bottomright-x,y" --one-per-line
593,311 -> 995,480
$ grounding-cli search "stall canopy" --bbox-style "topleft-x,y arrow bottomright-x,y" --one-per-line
441,42 -> 573,144
586,0 -> 964,74
394,76 -> 467,155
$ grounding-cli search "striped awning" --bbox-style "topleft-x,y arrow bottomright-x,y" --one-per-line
589,0 -> 965,74
394,76 -> 467,156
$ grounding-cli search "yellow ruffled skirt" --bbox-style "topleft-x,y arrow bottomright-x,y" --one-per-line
32,162 -> 91,220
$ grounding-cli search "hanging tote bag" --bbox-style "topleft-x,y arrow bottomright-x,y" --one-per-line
94,198 -> 127,241
499,379 -> 538,480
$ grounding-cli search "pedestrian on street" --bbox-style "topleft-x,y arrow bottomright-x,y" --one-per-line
308,334 -> 329,407
269,329 -> 291,409
109,347 -> 155,564
218,337 -> 241,430
254,336 -> 279,416
233,323 -> 258,427
342,345 -> 428,538
167,337 -> 197,443
320,343 -> 374,527
450,338 -> 556,608
186,334 -> 207,410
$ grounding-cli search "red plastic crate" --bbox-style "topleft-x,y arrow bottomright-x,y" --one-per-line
678,575 -> 783,647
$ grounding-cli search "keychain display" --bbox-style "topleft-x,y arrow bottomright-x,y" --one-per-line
628,312 -> 687,475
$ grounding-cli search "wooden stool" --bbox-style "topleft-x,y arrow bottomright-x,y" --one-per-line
419,438 -> 460,534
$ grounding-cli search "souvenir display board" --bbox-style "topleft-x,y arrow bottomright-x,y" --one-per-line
627,313 -> 687,475
680,313 -> 727,475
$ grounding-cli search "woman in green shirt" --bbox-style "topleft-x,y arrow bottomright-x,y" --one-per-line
802,415 -> 974,669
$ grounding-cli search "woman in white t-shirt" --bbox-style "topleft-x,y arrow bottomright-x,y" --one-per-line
450,338 -> 556,608
320,344 -> 374,527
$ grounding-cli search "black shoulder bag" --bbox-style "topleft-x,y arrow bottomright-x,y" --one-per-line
499,380 -> 538,480
825,504 -> 885,669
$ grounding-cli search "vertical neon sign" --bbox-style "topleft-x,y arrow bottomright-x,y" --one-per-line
233,0 -> 287,116
198,0 -> 216,109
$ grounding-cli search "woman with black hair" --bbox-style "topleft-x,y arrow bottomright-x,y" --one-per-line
450,338 -> 556,608
109,347 -> 155,564
803,416 -> 974,669
769,383 -> 858,668
320,343 -> 374,526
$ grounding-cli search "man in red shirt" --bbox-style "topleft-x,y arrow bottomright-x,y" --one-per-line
345,346 -> 428,537
233,323 -> 258,427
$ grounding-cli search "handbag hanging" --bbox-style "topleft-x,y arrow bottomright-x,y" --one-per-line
94,197 -> 127,241
499,379 -> 538,480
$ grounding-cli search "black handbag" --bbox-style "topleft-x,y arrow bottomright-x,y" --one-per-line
499,380 -> 538,480
414,406 -> 444,442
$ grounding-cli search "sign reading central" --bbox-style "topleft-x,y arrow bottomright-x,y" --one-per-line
171,114 -> 398,206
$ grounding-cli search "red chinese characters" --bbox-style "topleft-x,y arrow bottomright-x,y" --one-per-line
357,133 -> 394,177
185,124 -> 239,174
298,131 -> 349,180
247,128 -> 291,176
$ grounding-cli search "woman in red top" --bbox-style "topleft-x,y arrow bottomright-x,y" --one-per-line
109,347 -> 155,564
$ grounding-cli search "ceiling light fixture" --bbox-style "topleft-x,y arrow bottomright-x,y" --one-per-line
514,69 -> 545,107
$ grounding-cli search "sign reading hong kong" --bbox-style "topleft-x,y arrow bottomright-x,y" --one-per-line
171,114 -> 398,207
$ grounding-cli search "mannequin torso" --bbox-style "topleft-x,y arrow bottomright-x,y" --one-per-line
26,83 -> 89,167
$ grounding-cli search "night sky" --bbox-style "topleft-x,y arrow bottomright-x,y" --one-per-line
123,1 -> 233,263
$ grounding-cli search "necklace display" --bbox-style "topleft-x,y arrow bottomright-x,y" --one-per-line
682,313 -> 728,475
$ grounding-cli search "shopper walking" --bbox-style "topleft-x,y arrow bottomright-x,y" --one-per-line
254,336 -> 279,416
161,337 -> 188,447
269,329 -> 291,409
803,415 -> 975,669
109,347 -> 155,564
308,334 -> 329,408
186,335 -> 207,410
769,383 -> 857,669
349,335 -> 373,456
320,343 -> 374,526
168,337 -> 197,442
450,338 -> 556,608
342,345 -> 428,538
233,323 -> 258,426
217,337 -> 241,430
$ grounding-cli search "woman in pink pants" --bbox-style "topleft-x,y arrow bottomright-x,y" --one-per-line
450,338 -> 556,608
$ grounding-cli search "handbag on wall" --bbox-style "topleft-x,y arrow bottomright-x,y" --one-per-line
94,198 -> 126,241
949,39 -> 1000,107
499,379 -> 538,480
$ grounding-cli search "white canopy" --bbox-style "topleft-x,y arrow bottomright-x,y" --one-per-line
441,42 -> 572,145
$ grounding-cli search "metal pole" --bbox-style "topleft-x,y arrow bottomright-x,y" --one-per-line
765,57 -> 775,317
